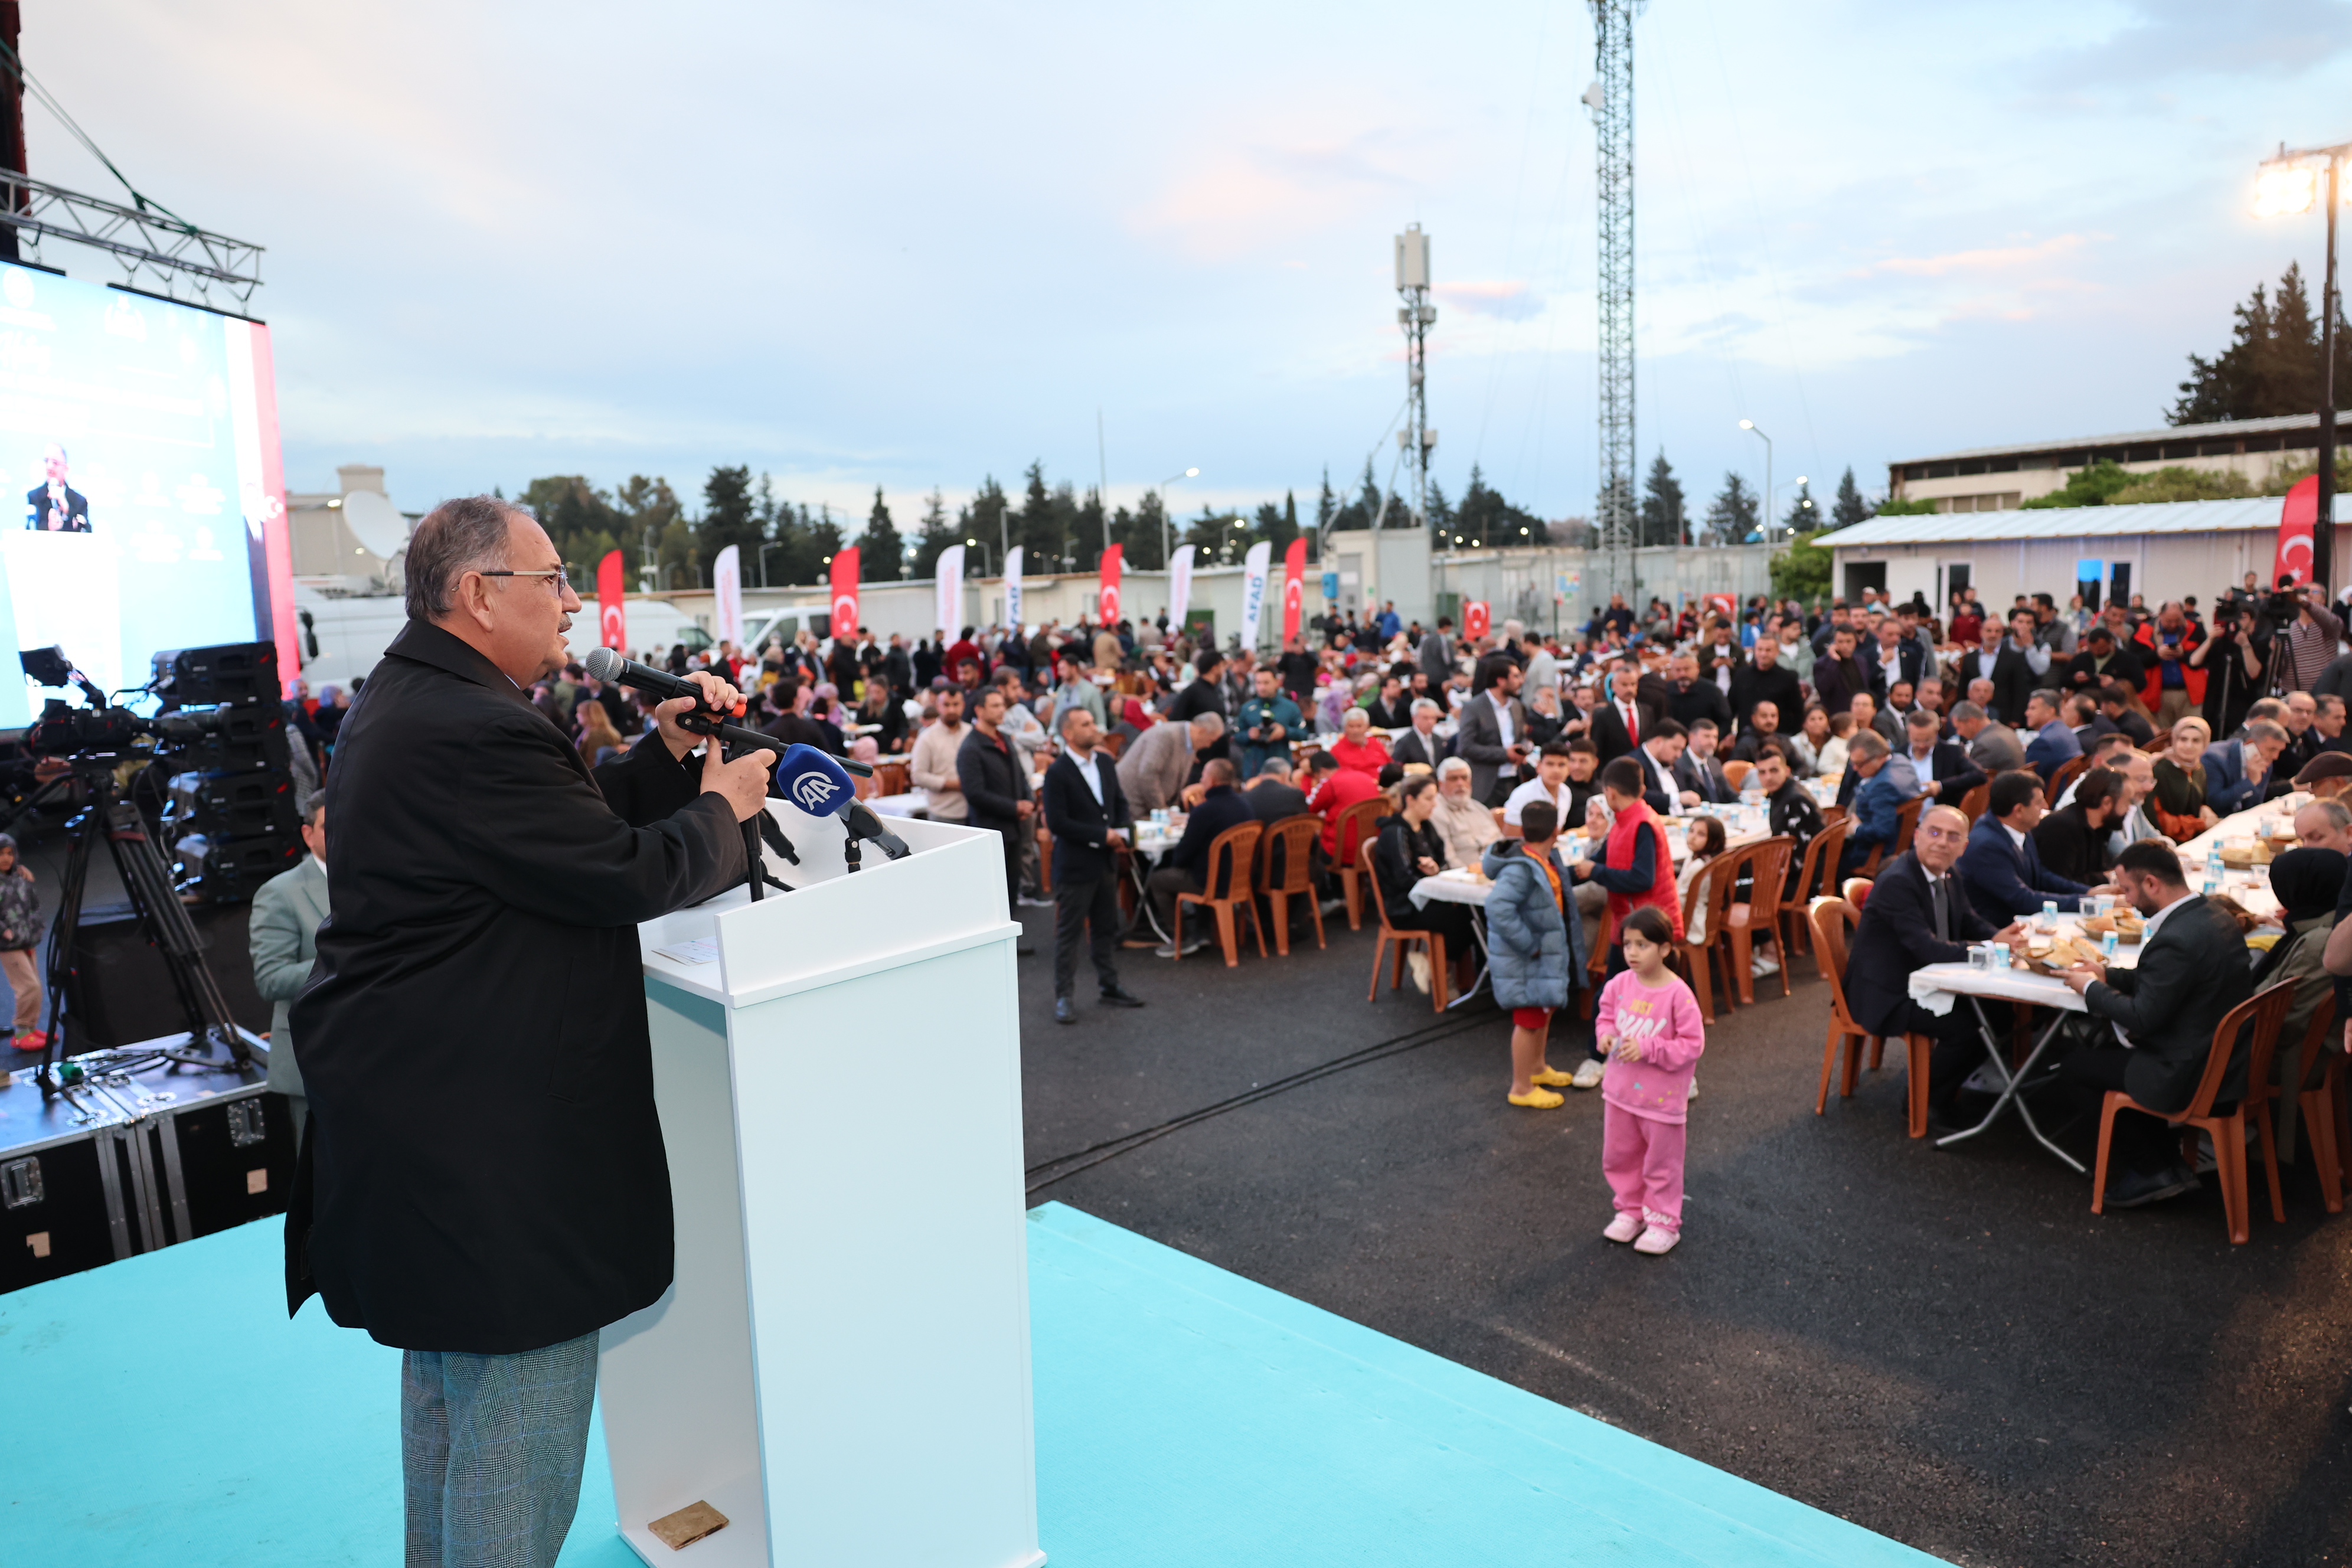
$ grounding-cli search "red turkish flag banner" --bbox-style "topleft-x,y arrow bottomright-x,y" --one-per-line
1282,538 -> 1308,641
596,550 -> 626,650
1463,600 -> 1491,640
829,547 -> 861,636
2276,475 -> 2320,588
1098,544 -> 1123,624
1704,593 -> 1736,622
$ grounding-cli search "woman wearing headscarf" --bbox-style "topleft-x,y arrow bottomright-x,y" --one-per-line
2149,716 -> 2219,839
2249,846 -> 2343,1163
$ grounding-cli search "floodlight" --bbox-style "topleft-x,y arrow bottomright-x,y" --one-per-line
2255,163 -> 2318,218
1739,419 -> 1755,430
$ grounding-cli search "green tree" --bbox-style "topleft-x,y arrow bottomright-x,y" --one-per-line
1455,463 -> 1547,547
956,477 -> 1011,573
1782,478 -> 1821,534
1074,486 -> 1107,572
860,487 -> 904,580
808,505 -> 845,576
2020,459 -> 2139,509
1873,496 -> 1937,516
1116,489 -> 1167,570
1832,468 -> 1870,530
2108,466 -> 2257,505
1703,472 -> 1759,543
701,465 -> 760,580
1638,451 -> 1685,546
1769,532 -> 1832,603
1424,479 -> 1453,537
2173,262 -> 2352,425
1315,468 -> 1338,538
910,488 -> 958,579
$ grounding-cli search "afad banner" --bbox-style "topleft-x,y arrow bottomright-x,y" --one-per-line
596,550 -> 626,649
1239,540 -> 1272,645
1004,545 -> 1025,631
2276,475 -> 2320,587
1168,543 -> 1195,626
828,547 -> 861,638
934,543 -> 965,636
1098,543 -> 1123,624
1462,600 -> 1491,640
1281,538 -> 1307,641
714,544 -> 743,646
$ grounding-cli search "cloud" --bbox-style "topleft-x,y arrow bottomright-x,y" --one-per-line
1864,233 -> 2092,279
1435,279 -> 1543,321
1124,117 -> 1433,261
2023,0 -> 2352,90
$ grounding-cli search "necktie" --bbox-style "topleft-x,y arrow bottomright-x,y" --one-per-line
1930,876 -> 1949,941
1624,703 -> 1638,745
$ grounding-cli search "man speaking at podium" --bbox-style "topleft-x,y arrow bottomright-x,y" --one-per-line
285,496 -> 772,1568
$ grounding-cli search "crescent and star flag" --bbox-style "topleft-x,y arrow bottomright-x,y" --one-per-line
1168,544 -> 1196,626
1463,600 -> 1491,641
935,544 -> 965,637
828,547 -> 860,639
1281,538 -> 1307,641
2276,475 -> 2320,588
1098,543 -> 1124,624
1004,545 -> 1025,630
596,550 -> 626,650
1240,540 -> 1272,646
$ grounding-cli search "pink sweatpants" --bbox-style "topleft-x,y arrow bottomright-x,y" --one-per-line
1603,1105 -> 1686,1232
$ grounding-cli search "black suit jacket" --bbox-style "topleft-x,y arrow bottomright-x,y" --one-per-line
1667,680 -> 1732,736
287,619 -> 745,1352
1040,750 -> 1131,884
2082,896 -> 2255,1112
1674,751 -> 1735,805
1907,739 -> 1985,805
1589,700 -> 1660,765
955,725 -> 1034,834
1844,851 -> 1996,1037
1729,661 -> 1802,734
1990,643 -> 2041,728
1393,728 -> 1448,770
25,482 -> 90,532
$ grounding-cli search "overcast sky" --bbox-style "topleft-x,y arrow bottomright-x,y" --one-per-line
25,1 -> 2352,533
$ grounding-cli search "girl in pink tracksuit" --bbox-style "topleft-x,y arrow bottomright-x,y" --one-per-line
1593,905 -> 1706,1256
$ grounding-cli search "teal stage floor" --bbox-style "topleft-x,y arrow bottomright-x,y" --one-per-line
1,1202 -> 1945,1566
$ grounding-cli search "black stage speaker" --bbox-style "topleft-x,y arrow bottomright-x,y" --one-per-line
65,901 -> 272,1048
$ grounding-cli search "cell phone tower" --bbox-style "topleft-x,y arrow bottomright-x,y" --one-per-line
1585,1 -> 1641,600
1395,223 -> 1435,529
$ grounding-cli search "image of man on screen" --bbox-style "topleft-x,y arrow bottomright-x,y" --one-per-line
26,442 -> 90,532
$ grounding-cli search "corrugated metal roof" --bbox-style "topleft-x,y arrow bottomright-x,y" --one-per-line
1893,409 -> 2352,468
1816,495 -> 2285,548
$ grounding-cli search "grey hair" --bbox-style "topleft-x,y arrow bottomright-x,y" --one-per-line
2304,798 -> 2352,833
1949,700 -> 1985,722
405,495 -> 525,621
2244,720 -> 2289,747
1437,755 -> 1471,778
1410,697 -> 1441,716
1186,710 -> 1226,739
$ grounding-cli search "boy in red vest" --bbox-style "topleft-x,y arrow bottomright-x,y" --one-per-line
1567,754 -> 1683,1089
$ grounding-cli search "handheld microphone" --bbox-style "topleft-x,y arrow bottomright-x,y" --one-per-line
582,646 -> 871,775
775,744 -> 912,863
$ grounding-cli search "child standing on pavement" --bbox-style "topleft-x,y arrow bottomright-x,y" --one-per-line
1593,905 -> 1704,1255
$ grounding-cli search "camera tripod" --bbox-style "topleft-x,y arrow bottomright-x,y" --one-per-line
28,759 -> 250,1095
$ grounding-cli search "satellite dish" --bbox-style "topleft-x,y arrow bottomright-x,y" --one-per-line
340,489 -> 409,559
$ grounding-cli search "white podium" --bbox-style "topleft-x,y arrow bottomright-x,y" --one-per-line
600,801 -> 1041,1568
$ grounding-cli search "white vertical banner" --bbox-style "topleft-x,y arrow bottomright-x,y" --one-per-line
934,544 -> 966,636
1003,545 -> 1025,631
1168,544 -> 1196,627
713,544 -> 742,643
1239,540 -> 1272,646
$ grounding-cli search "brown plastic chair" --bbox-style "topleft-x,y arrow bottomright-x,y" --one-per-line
1254,814 -> 1327,956
1331,796 -> 1387,931
1100,731 -> 1127,760
1727,837 -> 1795,1004
1672,847 -> 1742,1023
1362,840 -> 1448,1012
873,760 -> 911,798
1956,781 -> 1991,823
2255,991 -> 2338,1217
2301,1040 -> 2349,1215
1174,819 -> 1266,967
1809,896 -> 1931,1138
1890,795 -> 1927,858
2092,981 -> 2295,1244
1781,818 -> 1851,958
2047,754 -> 2090,798
1841,876 -> 1873,911
2142,728 -> 2171,756
1721,758 -> 1752,792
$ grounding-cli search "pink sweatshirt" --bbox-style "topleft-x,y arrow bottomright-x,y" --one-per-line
1595,970 -> 1706,1125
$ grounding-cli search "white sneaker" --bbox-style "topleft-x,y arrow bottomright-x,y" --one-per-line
1603,1213 -> 1642,1243
1406,951 -> 1431,993
1685,1076 -> 1699,1102
1570,1058 -> 1605,1090
1633,1225 -> 1680,1256
1751,952 -> 1779,977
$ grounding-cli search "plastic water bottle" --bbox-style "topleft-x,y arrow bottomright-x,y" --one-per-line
2206,842 -> 2224,893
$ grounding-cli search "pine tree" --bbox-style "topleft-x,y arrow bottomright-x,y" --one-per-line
1315,468 -> 1337,537
1832,468 -> 1869,530
910,488 -> 958,579
1638,451 -> 1685,547
1782,478 -> 1820,534
700,465 -> 760,581
808,504 -> 845,574
1074,487 -> 1106,572
1703,472 -> 1760,543
860,487 -> 904,580
1424,479 -> 1453,536
1119,490 -> 1167,570
2174,263 -> 2352,424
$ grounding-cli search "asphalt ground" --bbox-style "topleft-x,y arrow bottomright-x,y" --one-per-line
1012,899 -> 2352,1568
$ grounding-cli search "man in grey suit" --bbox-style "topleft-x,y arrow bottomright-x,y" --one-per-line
249,796 -> 330,1141
1454,654 -> 1531,805
2057,839 -> 2253,1208
1950,698 -> 2025,775
1416,617 -> 1455,682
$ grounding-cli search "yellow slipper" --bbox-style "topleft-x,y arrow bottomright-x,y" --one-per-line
1530,1067 -> 1573,1088
1507,1087 -> 1565,1109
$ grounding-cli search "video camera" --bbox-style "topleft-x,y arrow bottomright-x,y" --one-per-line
18,644 -> 288,774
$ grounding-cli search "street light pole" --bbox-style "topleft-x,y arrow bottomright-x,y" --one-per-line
965,537 -> 993,579
1740,420 -> 1772,544
1158,466 -> 1198,570
2258,139 -> 2352,593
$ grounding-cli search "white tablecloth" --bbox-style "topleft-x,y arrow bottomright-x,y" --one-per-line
1907,913 -> 2142,1015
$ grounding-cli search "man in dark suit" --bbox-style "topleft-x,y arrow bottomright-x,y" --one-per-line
288,498 -> 769,1566
956,685 -> 1037,923
1665,652 -> 1732,737
1843,802 -> 2027,1124
1040,707 -> 1147,1023
1588,664 -> 1658,766
2057,841 -> 2255,1207
1811,626 -> 1877,718
1897,706 -> 1985,808
1391,698 -> 1449,770
1989,610 -> 2051,727
1455,654 -> 1533,804
1956,769 -> 2105,916
1674,717 -> 1737,804
25,441 -> 90,532
2021,690 -> 2082,783
2200,718 -> 2287,814
1143,757 -> 1255,956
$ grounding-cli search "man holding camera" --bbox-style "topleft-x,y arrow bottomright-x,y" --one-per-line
2187,598 -> 2271,741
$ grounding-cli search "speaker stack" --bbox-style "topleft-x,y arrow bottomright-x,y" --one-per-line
154,642 -> 305,902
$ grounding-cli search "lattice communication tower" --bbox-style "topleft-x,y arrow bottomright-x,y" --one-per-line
1587,1 -> 1640,599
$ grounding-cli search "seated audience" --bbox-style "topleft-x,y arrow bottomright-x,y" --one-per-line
1374,775 -> 1476,994
1959,769 -> 2103,916
1429,756 -> 1503,871
1142,757 -> 1254,957
1392,698 -> 1448,770
2021,688 -> 2081,782
2032,765 -> 2122,885
2252,846 -> 2344,1162
1838,731 -> 1917,876
2200,718 -> 2287,815
1328,704 -> 1394,778
2151,715 -> 2220,836
1900,705 -> 1985,807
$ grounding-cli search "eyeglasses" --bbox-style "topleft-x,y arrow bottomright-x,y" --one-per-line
479,568 -> 572,596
